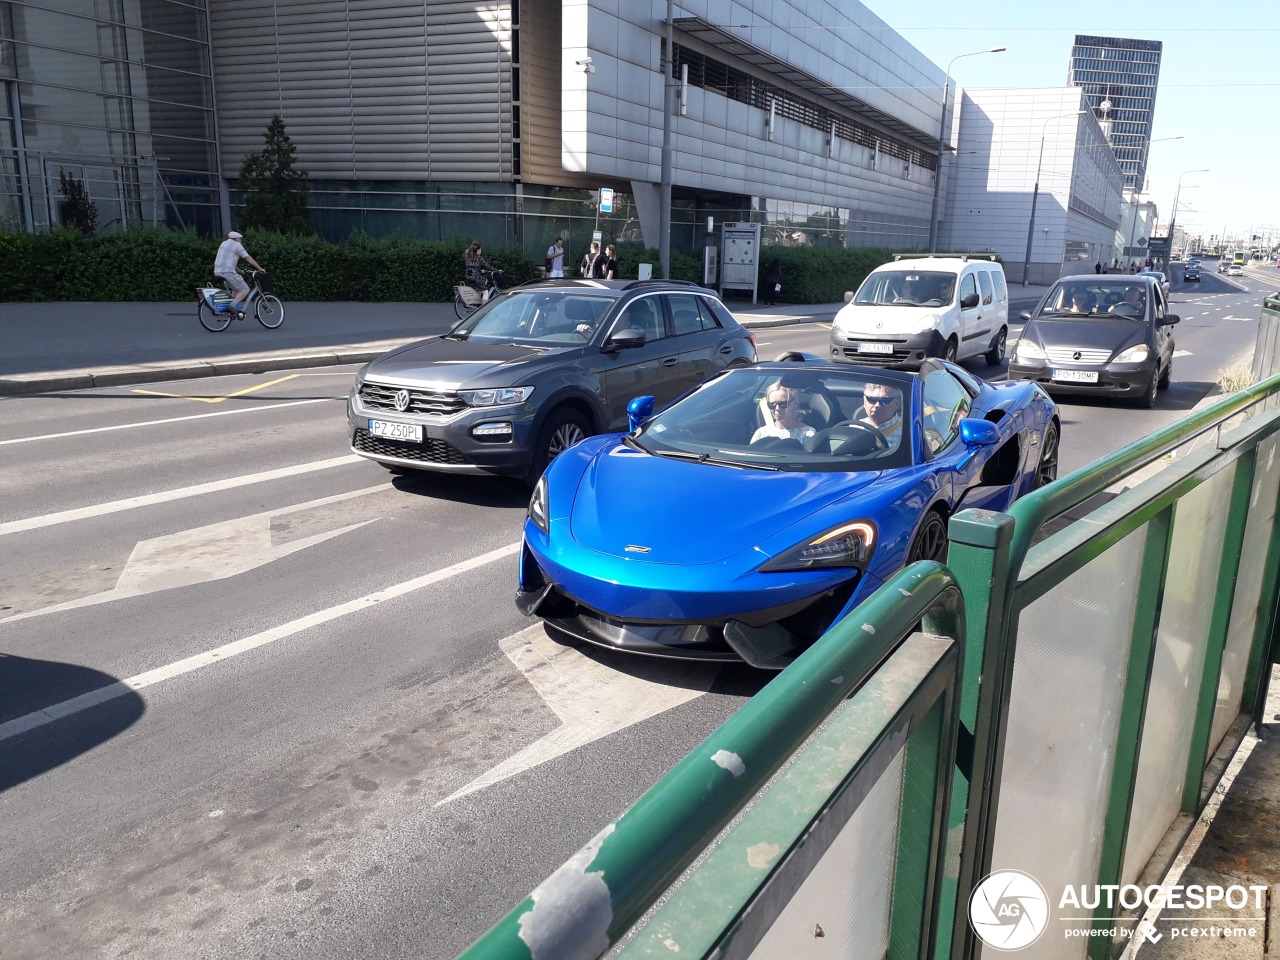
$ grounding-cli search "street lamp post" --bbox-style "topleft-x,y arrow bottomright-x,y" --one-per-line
927,47 -> 1005,254
659,0 -> 674,279
1021,110 -> 1086,286
1167,168 -> 1209,261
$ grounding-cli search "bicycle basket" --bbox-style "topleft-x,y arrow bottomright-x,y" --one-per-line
255,272 -> 274,294
456,285 -> 484,307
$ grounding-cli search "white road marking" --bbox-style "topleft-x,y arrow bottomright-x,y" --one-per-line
0,455 -> 363,537
2,484 -> 390,622
1173,350 -> 1193,358
436,626 -> 717,805
0,541 -> 521,743
0,398 -> 335,446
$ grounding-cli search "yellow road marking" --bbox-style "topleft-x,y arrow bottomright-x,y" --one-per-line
133,373 -> 301,404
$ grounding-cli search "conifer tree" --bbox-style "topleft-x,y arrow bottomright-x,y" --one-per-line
58,171 -> 98,235
238,115 -> 312,234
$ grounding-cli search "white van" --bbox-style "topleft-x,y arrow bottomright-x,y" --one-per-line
829,255 -> 1009,367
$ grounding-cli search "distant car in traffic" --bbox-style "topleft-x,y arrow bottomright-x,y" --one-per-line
347,279 -> 757,485
1226,263 -> 1244,277
1138,270 -> 1170,295
1183,265 -> 1201,282
1007,275 -> 1178,408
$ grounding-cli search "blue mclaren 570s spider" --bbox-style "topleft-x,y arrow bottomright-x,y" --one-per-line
516,356 -> 1059,669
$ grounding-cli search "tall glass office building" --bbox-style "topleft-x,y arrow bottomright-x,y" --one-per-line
1068,35 -> 1163,192
0,0 -> 220,235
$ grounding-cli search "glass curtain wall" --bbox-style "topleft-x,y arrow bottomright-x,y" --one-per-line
0,0 -> 219,234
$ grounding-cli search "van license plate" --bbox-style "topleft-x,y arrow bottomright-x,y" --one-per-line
1051,370 -> 1099,384
857,342 -> 894,354
369,419 -> 422,441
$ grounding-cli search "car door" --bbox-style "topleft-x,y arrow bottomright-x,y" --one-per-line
1152,285 -> 1174,366
957,270 -> 984,358
599,294 -> 684,429
665,292 -> 732,390
921,365 -> 1015,512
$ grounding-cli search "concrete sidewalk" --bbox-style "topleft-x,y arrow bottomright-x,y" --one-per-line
0,286 -> 1054,395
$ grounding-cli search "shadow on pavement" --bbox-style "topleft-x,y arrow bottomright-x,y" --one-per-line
0,653 -> 146,791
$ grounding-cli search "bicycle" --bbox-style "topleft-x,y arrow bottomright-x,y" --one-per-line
197,270 -> 285,332
453,269 -> 506,320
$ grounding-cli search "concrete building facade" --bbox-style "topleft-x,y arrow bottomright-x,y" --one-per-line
942,86 -> 1126,285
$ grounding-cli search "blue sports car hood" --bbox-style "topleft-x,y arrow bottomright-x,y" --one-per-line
569,445 -> 881,564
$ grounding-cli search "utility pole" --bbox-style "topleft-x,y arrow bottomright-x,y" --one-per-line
658,0 -> 673,279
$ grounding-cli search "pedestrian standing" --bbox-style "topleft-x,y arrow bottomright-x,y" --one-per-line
580,241 -> 600,278
763,259 -> 782,305
601,244 -> 618,280
545,236 -> 565,278
590,243 -> 608,279
1094,260 -> 1102,274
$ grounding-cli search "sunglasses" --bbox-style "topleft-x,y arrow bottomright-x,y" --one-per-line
865,396 -> 897,406
766,399 -> 793,410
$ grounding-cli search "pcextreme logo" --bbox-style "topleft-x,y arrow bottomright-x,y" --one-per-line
968,870 -> 1050,951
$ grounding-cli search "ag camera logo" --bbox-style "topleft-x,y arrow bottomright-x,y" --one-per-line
969,870 -> 1049,951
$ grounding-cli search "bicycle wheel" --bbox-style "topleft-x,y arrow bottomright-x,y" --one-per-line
256,294 -> 285,329
198,300 -> 231,332
453,292 -> 473,321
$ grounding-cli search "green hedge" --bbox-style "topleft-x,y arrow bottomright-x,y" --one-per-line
0,228 -> 922,303
0,228 -> 538,302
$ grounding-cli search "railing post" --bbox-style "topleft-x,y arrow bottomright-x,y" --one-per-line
1242,448 -> 1280,733
1086,506 -> 1173,960
1183,452 -> 1256,811
937,509 -> 1015,960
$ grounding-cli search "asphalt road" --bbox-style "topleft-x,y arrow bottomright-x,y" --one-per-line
0,264 -> 1274,959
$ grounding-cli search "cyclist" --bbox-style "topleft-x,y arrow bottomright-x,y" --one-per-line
464,241 -> 501,302
213,230 -> 265,316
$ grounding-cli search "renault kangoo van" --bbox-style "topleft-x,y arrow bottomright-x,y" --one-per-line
829,255 -> 1009,367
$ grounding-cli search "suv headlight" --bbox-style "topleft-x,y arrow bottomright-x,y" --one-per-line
1113,344 -> 1150,363
460,386 -> 535,407
1014,339 -> 1046,362
759,521 -> 876,572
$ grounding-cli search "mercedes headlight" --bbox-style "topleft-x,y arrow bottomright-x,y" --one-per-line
460,386 -> 535,407
528,475 -> 550,534
1112,344 -> 1150,363
759,521 -> 877,572
1014,339 -> 1046,362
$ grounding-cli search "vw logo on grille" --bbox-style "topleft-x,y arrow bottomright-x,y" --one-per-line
1072,351 -> 1082,360
393,389 -> 411,412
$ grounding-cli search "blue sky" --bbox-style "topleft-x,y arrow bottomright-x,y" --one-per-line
860,0 -> 1280,248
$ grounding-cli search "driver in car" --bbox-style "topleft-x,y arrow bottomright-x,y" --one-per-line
858,383 -> 903,443
751,383 -> 817,444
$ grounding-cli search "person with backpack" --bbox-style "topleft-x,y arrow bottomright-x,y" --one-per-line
580,241 -> 601,278
545,236 -> 565,277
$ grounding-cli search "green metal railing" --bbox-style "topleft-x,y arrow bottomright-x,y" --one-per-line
460,360 -> 1280,960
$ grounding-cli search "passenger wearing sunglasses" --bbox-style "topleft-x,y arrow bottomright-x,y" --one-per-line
858,384 -> 903,441
750,382 -> 817,445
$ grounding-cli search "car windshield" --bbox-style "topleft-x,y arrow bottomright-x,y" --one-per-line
1040,283 -> 1149,320
630,367 -> 915,472
853,269 -> 955,307
447,290 -> 614,345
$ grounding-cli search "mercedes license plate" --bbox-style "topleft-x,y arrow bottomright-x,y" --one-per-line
857,341 -> 894,355
369,419 -> 422,441
1051,369 -> 1099,384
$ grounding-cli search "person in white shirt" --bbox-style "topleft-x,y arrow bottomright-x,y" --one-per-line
751,383 -> 816,445
546,237 -> 565,278
213,231 -> 264,315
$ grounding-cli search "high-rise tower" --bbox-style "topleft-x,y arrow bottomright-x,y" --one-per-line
1069,35 -> 1163,191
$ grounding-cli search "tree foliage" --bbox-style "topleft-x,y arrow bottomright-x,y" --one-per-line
58,171 -> 98,236
237,115 -> 312,234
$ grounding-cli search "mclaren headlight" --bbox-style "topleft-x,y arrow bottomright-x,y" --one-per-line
528,474 -> 550,534
1112,344 -> 1150,363
759,521 -> 877,572
460,386 -> 534,407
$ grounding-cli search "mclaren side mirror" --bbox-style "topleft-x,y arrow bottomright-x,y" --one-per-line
627,395 -> 656,432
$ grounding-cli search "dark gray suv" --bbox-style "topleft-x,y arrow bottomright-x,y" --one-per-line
347,279 -> 757,484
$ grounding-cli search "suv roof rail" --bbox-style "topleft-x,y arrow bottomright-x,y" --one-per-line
620,279 -> 704,290
891,251 -> 1000,263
